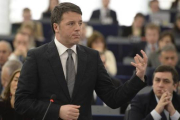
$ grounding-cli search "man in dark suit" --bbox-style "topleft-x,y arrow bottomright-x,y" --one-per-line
90,0 -> 118,24
15,2 -> 147,120
129,65 -> 180,120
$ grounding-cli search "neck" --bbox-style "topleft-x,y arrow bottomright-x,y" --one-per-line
10,95 -> 15,108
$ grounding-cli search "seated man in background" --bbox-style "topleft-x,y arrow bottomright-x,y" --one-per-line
122,13 -> 145,38
0,41 -> 12,93
8,32 -> 30,63
1,60 -> 22,94
129,65 -> 180,120
129,23 -> 159,58
90,0 -> 118,24
146,44 -> 179,85
148,31 -> 175,68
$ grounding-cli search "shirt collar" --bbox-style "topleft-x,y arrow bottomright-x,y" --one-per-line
147,43 -> 158,49
54,37 -> 77,56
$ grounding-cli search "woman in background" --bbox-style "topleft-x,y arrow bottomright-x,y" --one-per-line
0,69 -> 31,120
87,31 -> 117,76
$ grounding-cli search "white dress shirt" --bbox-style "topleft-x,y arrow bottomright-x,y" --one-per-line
151,95 -> 180,120
54,38 -> 77,79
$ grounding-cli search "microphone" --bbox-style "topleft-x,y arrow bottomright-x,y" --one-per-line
42,94 -> 56,120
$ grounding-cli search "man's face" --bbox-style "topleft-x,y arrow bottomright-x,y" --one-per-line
153,72 -> 177,99
1,67 -> 10,88
160,51 -> 178,67
0,43 -> 11,66
159,36 -> 172,50
102,0 -> 110,8
54,12 -> 82,48
145,29 -> 159,44
13,34 -> 29,50
150,1 -> 159,13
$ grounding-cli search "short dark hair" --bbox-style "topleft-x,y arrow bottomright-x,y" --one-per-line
159,31 -> 175,45
134,13 -> 145,19
51,2 -> 82,33
23,8 -> 30,13
154,65 -> 179,84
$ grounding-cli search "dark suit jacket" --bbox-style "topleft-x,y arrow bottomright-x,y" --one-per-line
90,9 -> 118,24
129,90 -> 180,120
121,26 -> 145,37
15,40 -> 146,120
128,41 -> 147,57
0,99 -> 31,120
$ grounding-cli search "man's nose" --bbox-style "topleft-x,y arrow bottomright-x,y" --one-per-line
158,81 -> 164,87
75,23 -> 81,31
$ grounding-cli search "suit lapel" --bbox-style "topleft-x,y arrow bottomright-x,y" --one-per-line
71,45 -> 87,101
47,41 -> 71,101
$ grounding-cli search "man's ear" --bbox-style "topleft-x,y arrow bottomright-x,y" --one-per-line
173,82 -> 179,91
53,23 -> 59,33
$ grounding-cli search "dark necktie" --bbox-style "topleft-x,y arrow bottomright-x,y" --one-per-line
161,111 -> 167,120
66,49 -> 76,98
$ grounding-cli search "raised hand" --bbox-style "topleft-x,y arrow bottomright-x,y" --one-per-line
131,50 -> 148,82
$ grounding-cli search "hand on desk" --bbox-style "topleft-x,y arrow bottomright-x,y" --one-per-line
59,105 -> 80,120
131,50 -> 148,82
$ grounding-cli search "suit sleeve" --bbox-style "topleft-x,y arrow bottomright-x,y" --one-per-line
15,50 -> 60,120
129,95 -> 154,120
95,52 -> 146,109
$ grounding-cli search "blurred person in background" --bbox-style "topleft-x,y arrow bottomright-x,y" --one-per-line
0,69 -> 31,120
129,23 -> 160,58
172,15 -> 180,38
19,23 -> 36,48
90,0 -> 118,25
42,0 -> 59,19
148,31 -> 175,68
122,13 -> 145,38
149,0 -> 160,14
8,32 -> 30,63
22,8 -> 44,43
0,41 -> 12,93
87,31 -> 117,76
146,44 -> 180,85
1,60 -> 22,94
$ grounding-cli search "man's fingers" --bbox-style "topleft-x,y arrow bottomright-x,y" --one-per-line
140,50 -> 148,63
134,56 -> 140,64
131,62 -> 137,67
136,54 -> 143,63
67,112 -> 79,120
70,108 -> 79,113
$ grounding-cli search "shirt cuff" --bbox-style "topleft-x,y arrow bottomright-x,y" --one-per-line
170,111 -> 180,120
151,110 -> 161,120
